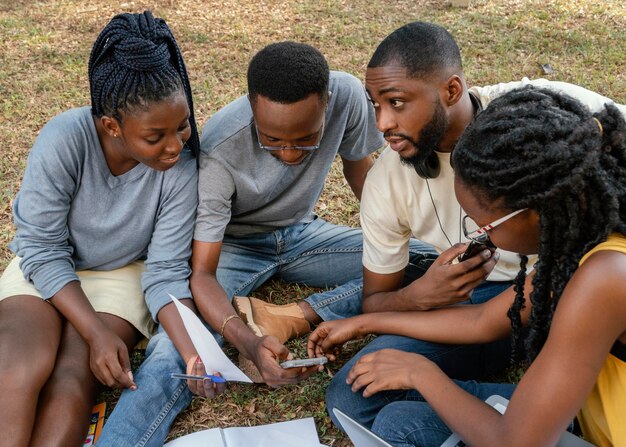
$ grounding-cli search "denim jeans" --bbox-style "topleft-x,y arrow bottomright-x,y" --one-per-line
98,218 -> 439,446
370,381 -> 516,447
98,324 -> 225,447
325,281 -> 513,443
217,216 -> 438,321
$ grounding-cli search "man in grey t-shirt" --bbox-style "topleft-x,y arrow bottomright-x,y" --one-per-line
191,42 -> 384,384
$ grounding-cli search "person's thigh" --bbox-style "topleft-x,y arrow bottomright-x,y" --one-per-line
218,233 -> 282,298
371,381 -> 516,447
327,335 -> 512,429
0,295 -> 63,447
31,313 -> 140,446
278,218 -> 363,287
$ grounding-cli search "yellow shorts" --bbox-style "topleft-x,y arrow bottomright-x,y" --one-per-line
0,257 -> 154,338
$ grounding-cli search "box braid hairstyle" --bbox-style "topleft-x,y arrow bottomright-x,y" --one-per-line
88,10 -> 199,156
452,86 -> 626,363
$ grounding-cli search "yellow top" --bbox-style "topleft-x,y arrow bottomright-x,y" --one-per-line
577,233 -> 626,447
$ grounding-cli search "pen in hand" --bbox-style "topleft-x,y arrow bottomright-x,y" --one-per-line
171,372 -> 227,383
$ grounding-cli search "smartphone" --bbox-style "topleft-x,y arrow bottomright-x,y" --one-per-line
280,357 -> 328,369
458,240 -> 489,262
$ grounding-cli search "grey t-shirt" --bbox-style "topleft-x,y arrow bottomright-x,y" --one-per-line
9,107 -> 198,321
195,71 -> 384,241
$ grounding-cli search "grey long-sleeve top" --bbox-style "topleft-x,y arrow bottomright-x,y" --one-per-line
9,107 -> 198,321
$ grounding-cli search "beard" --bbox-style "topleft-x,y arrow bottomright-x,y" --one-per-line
394,100 -> 448,171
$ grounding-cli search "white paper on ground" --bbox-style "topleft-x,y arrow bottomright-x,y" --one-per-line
169,294 -> 252,383
163,417 -> 326,447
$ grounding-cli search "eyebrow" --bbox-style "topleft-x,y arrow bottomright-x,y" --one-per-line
144,114 -> 190,132
378,86 -> 407,95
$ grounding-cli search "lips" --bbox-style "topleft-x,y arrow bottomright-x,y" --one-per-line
160,154 -> 180,164
386,137 -> 408,153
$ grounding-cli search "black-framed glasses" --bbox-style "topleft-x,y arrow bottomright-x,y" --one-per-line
462,208 -> 528,245
254,120 -> 325,152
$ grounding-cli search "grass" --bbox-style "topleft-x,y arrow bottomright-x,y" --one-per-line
0,0 -> 624,445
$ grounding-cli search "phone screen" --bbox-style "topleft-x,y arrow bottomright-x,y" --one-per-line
280,357 -> 328,369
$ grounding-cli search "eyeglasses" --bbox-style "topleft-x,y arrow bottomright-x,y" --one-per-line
254,120 -> 325,152
462,208 -> 528,246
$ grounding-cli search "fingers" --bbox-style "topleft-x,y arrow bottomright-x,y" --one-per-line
92,342 -> 135,389
440,242 -> 470,264
187,355 -> 206,395
184,357 -> 228,398
199,372 -> 227,399
307,325 -> 338,361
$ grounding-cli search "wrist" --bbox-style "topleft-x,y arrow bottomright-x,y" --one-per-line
401,279 -> 430,311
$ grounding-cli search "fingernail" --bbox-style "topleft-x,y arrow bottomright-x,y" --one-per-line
128,371 -> 134,382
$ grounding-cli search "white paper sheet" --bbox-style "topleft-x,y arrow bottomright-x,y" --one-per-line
163,417 -> 326,447
169,294 -> 252,383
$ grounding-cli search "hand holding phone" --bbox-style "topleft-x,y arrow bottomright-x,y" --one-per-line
280,357 -> 328,369
458,240 -> 490,262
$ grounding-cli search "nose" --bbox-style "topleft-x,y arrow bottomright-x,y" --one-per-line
272,149 -> 307,165
375,106 -> 396,134
165,133 -> 185,155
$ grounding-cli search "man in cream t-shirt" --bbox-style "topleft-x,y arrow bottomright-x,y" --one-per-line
325,21 -> 626,431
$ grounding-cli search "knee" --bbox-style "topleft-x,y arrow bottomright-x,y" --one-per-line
145,331 -> 185,369
372,401 -> 452,447
0,351 -> 56,395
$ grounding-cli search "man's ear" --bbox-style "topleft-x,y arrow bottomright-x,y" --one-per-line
444,75 -> 464,107
101,115 -> 121,138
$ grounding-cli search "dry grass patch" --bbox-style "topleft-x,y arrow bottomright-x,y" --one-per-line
1,0 -> 624,444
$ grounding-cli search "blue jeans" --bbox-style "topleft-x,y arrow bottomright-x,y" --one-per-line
325,281 -> 513,443
99,218 -> 439,446
370,381 -> 516,447
217,216 -> 438,320
99,324 -> 225,447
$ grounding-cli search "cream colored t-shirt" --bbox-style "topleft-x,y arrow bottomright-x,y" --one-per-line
361,147 -> 521,281
362,78 -> 626,280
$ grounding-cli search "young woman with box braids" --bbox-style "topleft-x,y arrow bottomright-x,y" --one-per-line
308,86 -> 626,446
0,11 -> 203,446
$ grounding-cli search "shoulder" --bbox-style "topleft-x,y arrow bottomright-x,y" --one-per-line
568,236 -> 626,311
328,71 -> 365,103
200,96 -> 253,155
471,78 -> 624,115
165,148 -> 197,180
362,147 -> 411,205
29,107 -> 94,163
35,107 -> 93,146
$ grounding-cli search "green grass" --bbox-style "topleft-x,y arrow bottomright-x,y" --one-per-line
1,0 -> 625,444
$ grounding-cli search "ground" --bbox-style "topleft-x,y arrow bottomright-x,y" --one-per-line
0,0 -> 624,445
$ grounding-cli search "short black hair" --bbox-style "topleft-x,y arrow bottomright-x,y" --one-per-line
247,41 -> 329,104
88,10 -> 199,156
453,86 -> 626,363
368,21 -> 462,79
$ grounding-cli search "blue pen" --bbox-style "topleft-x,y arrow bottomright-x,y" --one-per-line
170,372 -> 227,383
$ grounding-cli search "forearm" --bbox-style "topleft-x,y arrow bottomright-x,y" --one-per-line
362,285 -> 425,313
156,301 -> 199,364
354,305 -> 505,345
190,271 -> 260,360
411,363 -> 509,447
48,280 -> 107,344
